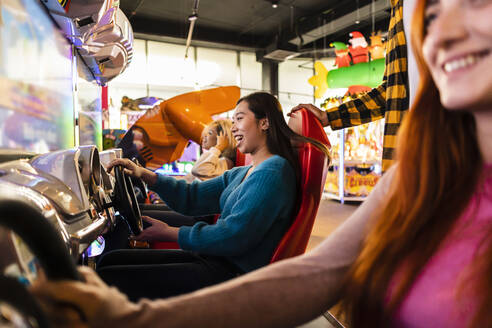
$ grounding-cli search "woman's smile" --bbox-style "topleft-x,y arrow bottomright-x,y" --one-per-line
231,101 -> 266,154
423,0 -> 492,110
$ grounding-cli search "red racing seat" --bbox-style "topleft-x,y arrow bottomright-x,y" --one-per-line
270,108 -> 330,263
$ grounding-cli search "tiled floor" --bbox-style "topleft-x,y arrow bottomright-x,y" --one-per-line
307,199 -> 360,251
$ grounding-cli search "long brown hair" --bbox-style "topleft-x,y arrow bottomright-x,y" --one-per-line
340,0 -> 491,326
237,92 -> 330,183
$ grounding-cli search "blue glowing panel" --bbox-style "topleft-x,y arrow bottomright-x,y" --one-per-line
0,0 -> 75,152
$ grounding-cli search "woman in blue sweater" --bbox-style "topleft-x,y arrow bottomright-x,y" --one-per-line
101,92 -> 329,301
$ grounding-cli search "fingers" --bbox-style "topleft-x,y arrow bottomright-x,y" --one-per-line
288,104 -> 311,116
133,230 -> 150,241
32,280 -> 96,306
106,158 -> 130,172
287,105 -> 302,116
77,267 -> 107,288
141,215 -> 156,224
134,216 -> 155,241
123,168 -> 133,176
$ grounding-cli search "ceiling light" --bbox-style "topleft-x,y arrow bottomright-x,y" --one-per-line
272,1 -> 279,8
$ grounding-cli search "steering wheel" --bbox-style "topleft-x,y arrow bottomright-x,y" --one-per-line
0,200 -> 81,328
112,165 -> 143,235
129,158 -> 148,204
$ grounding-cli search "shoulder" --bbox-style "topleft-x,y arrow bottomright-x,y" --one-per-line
253,155 -> 295,180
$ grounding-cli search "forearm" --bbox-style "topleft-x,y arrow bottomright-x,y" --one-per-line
140,168 -> 158,186
327,82 -> 387,130
125,255 -> 346,328
149,174 -> 223,215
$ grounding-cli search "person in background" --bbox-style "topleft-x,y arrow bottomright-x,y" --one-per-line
291,0 -> 416,173
183,119 -> 236,183
34,0 -> 492,326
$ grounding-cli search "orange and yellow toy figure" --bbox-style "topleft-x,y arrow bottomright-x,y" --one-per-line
369,32 -> 386,60
119,86 -> 240,169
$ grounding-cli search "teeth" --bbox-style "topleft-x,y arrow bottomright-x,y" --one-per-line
443,53 -> 485,73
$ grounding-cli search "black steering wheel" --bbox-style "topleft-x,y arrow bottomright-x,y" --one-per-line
0,200 -> 81,328
112,165 -> 143,235
130,158 -> 148,204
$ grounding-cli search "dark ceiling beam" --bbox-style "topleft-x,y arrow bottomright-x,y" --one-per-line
258,0 -> 390,61
128,15 -> 275,49
134,33 -> 258,52
277,0 -> 376,45
295,17 -> 390,59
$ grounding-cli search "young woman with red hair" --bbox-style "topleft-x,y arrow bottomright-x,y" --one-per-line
34,0 -> 492,326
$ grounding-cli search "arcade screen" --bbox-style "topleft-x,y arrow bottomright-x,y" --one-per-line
154,141 -> 200,176
0,0 -> 75,153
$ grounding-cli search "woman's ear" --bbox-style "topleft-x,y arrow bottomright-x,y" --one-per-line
260,118 -> 270,131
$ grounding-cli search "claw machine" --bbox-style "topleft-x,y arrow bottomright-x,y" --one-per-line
322,95 -> 384,202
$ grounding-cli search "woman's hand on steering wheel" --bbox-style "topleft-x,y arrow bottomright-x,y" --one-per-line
32,267 -> 140,328
107,158 -> 157,186
133,216 -> 179,243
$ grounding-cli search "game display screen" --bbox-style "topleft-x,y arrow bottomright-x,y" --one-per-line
0,0 -> 75,153
154,141 -> 200,176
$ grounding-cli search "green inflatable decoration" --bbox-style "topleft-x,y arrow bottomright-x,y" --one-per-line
326,58 -> 385,89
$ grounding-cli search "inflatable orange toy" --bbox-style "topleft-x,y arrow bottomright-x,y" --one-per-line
119,86 -> 240,169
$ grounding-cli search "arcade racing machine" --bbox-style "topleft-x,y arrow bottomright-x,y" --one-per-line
0,146 -> 144,327
0,0 -> 141,325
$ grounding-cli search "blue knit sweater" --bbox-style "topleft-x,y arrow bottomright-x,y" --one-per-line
149,155 -> 296,272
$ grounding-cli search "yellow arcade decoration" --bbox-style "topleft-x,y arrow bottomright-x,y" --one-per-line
308,62 -> 328,99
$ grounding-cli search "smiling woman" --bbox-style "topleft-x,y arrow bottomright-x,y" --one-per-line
341,0 -> 492,326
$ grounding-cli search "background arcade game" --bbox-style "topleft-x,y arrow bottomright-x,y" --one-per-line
118,86 -> 240,169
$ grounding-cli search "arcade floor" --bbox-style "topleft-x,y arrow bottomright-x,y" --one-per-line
299,199 -> 359,328
307,199 -> 359,251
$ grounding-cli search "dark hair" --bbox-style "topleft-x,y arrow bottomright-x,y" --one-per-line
237,92 -> 330,182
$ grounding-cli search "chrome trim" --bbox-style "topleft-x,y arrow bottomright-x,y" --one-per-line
70,213 -> 109,254
78,145 -> 102,189
0,160 -> 87,216
99,149 -> 118,168
29,148 -> 90,210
